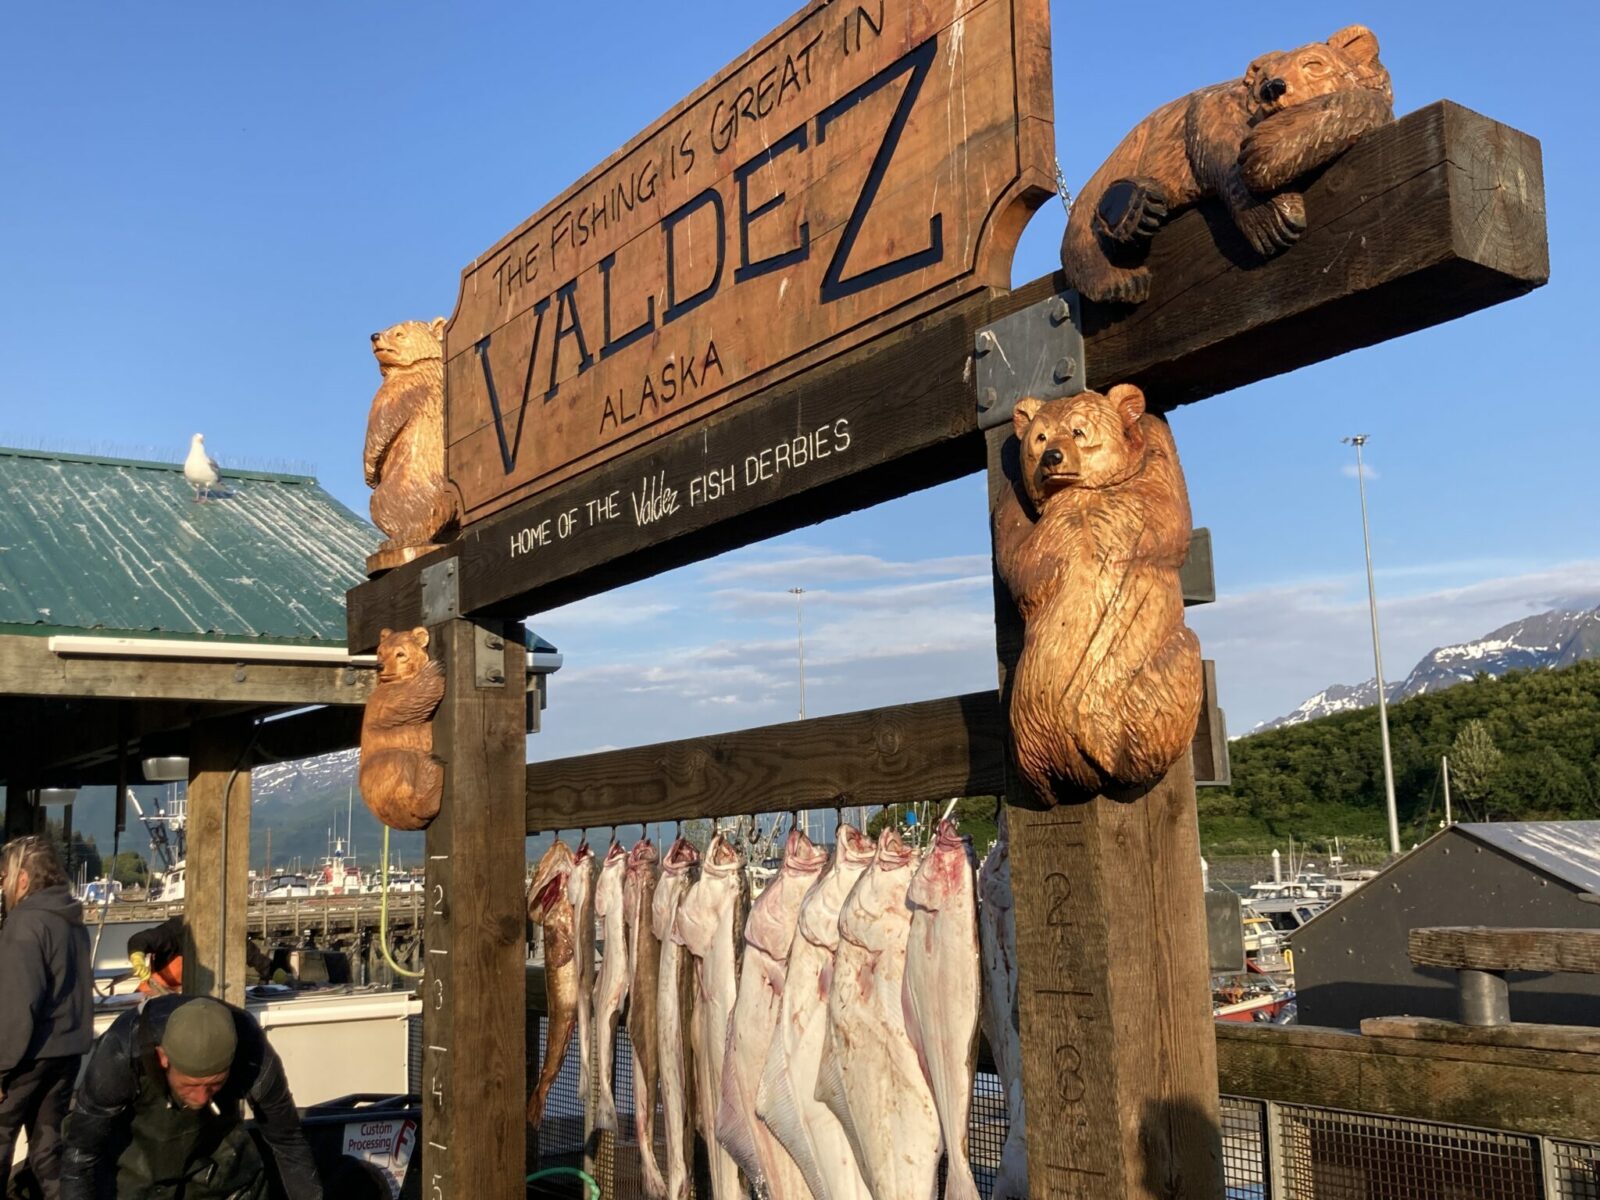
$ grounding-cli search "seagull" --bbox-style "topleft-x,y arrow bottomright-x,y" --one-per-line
184,433 -> 221,502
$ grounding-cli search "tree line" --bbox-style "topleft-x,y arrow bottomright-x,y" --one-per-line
1199,659 -> 1600,852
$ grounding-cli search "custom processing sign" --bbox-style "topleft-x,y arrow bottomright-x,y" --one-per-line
446,0 -> 1054,525
341,1115 -> 417,1198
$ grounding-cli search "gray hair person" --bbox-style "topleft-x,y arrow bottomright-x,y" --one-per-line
0,833 -> 94,1200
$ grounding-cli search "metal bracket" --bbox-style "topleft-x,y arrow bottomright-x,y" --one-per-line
474,622 -> 508,689
975,289 -> 1086,431
419,559 -> 460,626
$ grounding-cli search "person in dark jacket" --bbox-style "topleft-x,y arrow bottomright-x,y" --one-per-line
126,916 -> 185,995
59,996 -> 323,1200
0,834 -> 94,1200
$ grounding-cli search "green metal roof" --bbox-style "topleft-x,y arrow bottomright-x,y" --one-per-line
0,446 -> 378,643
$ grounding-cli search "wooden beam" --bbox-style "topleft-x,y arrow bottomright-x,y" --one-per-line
1409,927 -> 1600,974
0,635 -> 374,706
525,692 -> 1005,833
184,717 -> 253,1005
1216,1022 -> 1600,1144
423,619 -> 528,1200
986,423 -> 1222,1200
1360,1016 -> 1600,1055
347,100 -> 1545,651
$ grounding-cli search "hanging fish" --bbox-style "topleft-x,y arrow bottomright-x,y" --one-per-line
674,833 -> 746,1200
625,839 -> 667,1199
719,828 -> 828,1198
654,837 -> 700,1200
526,839 -> 576,1129
978,814 -> 1028,1199
819,828 -> 941,1200
568,840 -> 598,1105
593,839 -> 630,1133
757,824 -> 875,1200
904,819 -> 982,1200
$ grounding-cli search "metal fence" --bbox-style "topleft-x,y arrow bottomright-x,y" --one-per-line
522,1019 -> 1600,1198
1222,1095 -> 1600,1200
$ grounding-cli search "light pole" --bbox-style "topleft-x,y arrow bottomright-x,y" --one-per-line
788,587 -> 809,841
1342,435 -> 1401,855
788,587 -> 807,720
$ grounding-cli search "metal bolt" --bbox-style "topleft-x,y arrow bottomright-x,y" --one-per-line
1053,356 -> 1078,383
234,666 -> 247,683
485,635 -> 505,651
1049,296 -> 1072,325
976,330 -> 999,355
979,386 -> 999,410
486,666 -> 506,684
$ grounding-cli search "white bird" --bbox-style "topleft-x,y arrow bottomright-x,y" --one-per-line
184,433 -> 221,502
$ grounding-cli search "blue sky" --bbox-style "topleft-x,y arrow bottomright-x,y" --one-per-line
3,2 -> 1597,759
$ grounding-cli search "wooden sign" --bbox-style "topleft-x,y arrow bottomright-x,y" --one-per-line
445,0 -> 1054,526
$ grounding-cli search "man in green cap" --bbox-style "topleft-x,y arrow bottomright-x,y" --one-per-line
59,995 -> 323,1200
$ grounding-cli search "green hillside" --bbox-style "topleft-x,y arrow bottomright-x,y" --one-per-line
1201,659 -> 1600,853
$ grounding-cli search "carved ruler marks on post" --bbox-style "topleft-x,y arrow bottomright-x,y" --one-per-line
423,617 -> 529,1200
1007,806 -> 1124,1191
445,0 -> 1054,526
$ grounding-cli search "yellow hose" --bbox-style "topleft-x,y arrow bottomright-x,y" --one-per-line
379,826 -> 423,980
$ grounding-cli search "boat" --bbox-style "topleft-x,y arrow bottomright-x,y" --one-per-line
1213,960 -> 1297,1023
265,871 -> 312,898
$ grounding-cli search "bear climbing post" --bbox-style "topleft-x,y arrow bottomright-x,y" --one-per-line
982,359 -> 1221,1196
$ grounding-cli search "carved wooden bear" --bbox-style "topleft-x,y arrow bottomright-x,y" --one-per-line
359,626 -> 446,830
364,318 -> 458,572
994,384 -> 1202,799
1060,26 -> 1393,303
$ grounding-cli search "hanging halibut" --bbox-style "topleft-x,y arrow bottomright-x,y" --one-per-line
625,839 -> 667,1198
904,820 -> 982,1200
978,814 -> 1027,1199
674,833 -> 746,1200
820,828 -> 941,1200
568,841 -> 598,1105
654,837 -> 699,1200
593,839 -> 630,1133
719,828 -> 828,1198
526,839 -> 577,1129
757,824 -> 875,1200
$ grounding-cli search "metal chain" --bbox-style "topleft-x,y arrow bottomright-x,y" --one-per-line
1054,155 -> 1074,215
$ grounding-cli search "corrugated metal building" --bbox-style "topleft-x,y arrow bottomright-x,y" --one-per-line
1292,821 -> 1600,1029
0,445 -> 380,797
0,446 -> 377,644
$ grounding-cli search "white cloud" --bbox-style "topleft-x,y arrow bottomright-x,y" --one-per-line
1340,461 -> 1378,480
1190,559 -> 1600,732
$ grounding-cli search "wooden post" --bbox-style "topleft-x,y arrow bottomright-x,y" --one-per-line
986,425 -> 1222,1199
185,717 -> 253,1005
422,617 -> 527,1200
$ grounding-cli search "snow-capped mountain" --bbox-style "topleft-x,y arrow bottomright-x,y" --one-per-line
1253,605 -> 1600,733
251,747 -> 358,805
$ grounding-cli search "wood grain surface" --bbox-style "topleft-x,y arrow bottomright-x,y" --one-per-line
446,0 -> 1055,525
349,102 -> 1547,651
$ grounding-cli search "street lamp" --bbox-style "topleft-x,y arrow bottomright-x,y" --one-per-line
788,587 -> 807,720
1342,435 -> 1400,855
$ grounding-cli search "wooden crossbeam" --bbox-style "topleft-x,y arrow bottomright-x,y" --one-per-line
1410,927 -> 1600,975
525,691 -> 1005,833
0,634 -> 374,706
524,675 -> 1227,832
346,100 -> 1545,651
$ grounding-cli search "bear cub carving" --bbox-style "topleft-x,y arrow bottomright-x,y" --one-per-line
359,626 -> 446,831
1060,25 -> 1393,303
365,318 -> 458,562
994,384 -> 1202,799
